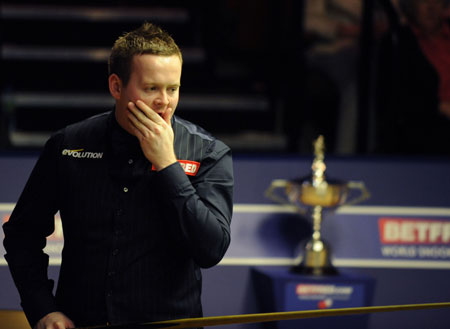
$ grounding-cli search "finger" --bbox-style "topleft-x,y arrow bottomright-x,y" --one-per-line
161,107 -> 173,125
52,322 -> 66,329
127,102 -> 152,128
128,102 -> 165,133
127,109 -> 152,138
131,124 -> 146,141
128,102 -> 164,133
126,108 -> 156,142
135,100 -> 165,125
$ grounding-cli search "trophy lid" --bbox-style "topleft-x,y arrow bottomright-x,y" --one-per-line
287,136 -> 348,207
287,175 -> 348,207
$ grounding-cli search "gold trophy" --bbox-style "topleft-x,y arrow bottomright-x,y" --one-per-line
265,135 -> 370,275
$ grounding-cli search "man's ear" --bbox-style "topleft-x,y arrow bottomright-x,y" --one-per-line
108,74 -> 122,100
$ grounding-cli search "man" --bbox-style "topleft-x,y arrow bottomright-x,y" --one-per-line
3,22 -> 234,329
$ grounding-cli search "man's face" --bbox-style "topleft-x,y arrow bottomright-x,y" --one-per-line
112,54 -> 182,134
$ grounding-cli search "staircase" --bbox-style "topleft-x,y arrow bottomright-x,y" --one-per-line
1,1 -> 284,152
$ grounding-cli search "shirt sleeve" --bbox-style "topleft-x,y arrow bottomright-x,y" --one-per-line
2,132 -> 62,327
157,140 -> 234,268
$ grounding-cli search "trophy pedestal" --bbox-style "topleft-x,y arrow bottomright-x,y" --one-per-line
252,267 -> 375,329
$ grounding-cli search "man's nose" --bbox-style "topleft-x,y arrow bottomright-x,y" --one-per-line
155,90 -> 169,106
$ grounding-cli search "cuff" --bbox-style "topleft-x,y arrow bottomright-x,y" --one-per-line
21,281 -> 58,328
157,161 -> 193,197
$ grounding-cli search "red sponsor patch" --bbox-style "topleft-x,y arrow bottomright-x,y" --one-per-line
378,218 -> 450,245
152,160 -> 200,176
177,160 -> 200,176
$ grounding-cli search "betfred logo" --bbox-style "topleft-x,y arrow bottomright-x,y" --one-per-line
152,160 -> 200,176
296,284 -> 353,296
379,218 -> 450,244
178,160 -> 200,176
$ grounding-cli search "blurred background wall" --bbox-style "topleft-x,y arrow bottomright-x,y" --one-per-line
2,0 -> 449,156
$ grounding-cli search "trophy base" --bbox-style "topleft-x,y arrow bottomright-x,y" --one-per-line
291,238 -> 338,276
290,263 -> 338,276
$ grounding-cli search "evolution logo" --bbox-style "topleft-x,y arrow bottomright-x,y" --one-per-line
62,148 -> 103,159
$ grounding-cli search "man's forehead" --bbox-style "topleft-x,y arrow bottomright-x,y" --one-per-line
132,53 -> 181,63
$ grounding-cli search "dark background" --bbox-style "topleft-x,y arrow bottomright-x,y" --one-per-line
2,0 -> 449,156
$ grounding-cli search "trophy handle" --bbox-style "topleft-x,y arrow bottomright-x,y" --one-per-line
343,181 -> 371,206
264,179 -> 306,214
264,179 -> 291,205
